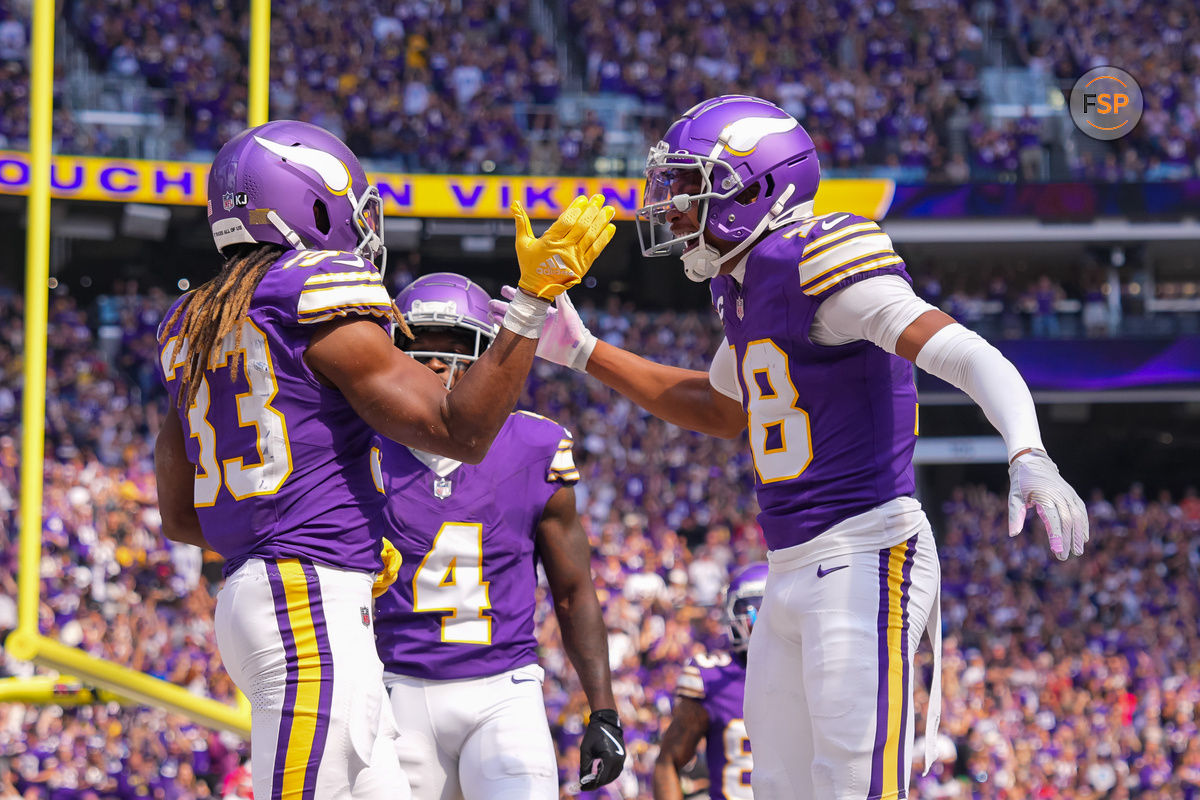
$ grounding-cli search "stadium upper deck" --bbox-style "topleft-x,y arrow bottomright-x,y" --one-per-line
0,0 -> 1196,181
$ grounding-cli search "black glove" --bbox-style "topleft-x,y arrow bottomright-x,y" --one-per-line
579,708 -> 625,789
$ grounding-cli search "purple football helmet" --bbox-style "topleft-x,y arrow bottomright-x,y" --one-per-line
207,120 -> 386,271
637,95 -> 821,281
724,562 -> 768,652
395,273 -> 496,386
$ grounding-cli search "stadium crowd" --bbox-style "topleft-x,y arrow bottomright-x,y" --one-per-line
2,282 -> 1200,798
1012,0 -> 1200,183
2,1 -> 1197,180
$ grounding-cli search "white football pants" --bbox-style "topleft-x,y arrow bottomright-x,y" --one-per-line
744,497 -> 941,800
215,558 -> 410,800
384,663 -> 558,800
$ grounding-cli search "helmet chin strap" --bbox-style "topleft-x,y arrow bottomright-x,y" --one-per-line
681,184 -> 797,283
681,241 -> 724,282
266,210 -> 306,250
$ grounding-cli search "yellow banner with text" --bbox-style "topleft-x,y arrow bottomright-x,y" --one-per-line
0,151 -> 895,220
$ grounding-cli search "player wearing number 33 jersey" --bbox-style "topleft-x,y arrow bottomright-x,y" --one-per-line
155,123 -> 612,800
493,95 -> 1091,800
371,273 -> 623,800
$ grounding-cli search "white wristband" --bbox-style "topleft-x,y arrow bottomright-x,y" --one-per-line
569,334 -> 598,373
502,291 -> 551,338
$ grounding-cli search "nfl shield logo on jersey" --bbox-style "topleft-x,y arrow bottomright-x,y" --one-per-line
736,296 -> 745,320
222,191 -> 236,212
360,606 -> 370,627
433,477 -> 453,499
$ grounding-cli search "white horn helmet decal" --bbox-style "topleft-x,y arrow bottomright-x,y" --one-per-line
254,136 -> 353,195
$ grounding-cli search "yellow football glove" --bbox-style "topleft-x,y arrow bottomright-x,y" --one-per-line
513,194 -> 617,299
372,538 -> 402,598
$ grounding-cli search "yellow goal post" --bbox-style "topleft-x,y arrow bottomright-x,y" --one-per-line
3,0 -> 275,738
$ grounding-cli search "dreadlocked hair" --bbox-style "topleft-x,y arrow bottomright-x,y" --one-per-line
392,301 -> 413,342
159,243 -> 285,410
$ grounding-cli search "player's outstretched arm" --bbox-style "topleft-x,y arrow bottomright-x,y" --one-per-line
814,275 -> 1089,559
306,319 -> 537,463
488,288 -> 747,439
652,697 -> 709,800
154,411 -> 213,550
897,309 -> 1090,560
586,340 -> 747,438
307,195 -> 616,463
536,486 -> 624,789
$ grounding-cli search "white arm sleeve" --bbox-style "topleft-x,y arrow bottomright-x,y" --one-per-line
813,274 -> 1044,462
810,275 -> 938,352
914,323 -> 1045,462
708,337 -> 742,402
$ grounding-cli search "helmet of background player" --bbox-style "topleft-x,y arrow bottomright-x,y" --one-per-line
206,120 -> 386,272
636,95 -> 821,282
724,561 -> 769,652
394,273 -> 496,386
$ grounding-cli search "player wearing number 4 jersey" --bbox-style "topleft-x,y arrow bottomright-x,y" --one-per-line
154,120 -> 615,800
370,273 -> 624,800
490,95 -> 1090,800
654,563 -> 766,800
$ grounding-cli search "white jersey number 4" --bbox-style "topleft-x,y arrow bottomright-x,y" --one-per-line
411,522 -> 493,645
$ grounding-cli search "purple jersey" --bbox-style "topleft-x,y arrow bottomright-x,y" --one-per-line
372,411 -> 578,680
157,249 -> 395,576
676,651 -> 752,800
710,212 -> 918,551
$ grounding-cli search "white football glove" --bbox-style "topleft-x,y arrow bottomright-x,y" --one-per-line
488,285 -> 597,372
1007,449 -> 1089,561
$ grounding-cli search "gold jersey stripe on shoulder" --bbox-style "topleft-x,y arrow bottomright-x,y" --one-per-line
303,270 -> 383,286
803,254 -> 905,296
810,235 -> 896,277
800,233 -> 897,288
297,305 -> 394,325
550,448 -> 577,472
675,666 -> 706,699
801,221 -> 880,258
298,283 -> 392,316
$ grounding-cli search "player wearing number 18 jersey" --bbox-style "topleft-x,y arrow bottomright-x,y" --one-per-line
371,274 -> 624,800
154,122 -> 614,800
490,95 -> 1090,800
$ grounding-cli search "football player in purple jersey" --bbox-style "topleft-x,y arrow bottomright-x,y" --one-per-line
654,563 -> 766,800
370,273 -> 624,800
153,120 -> 615,800
490,95 -> 1090,800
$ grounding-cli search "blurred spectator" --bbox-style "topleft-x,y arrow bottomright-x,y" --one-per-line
1027,274 -> 1065,338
